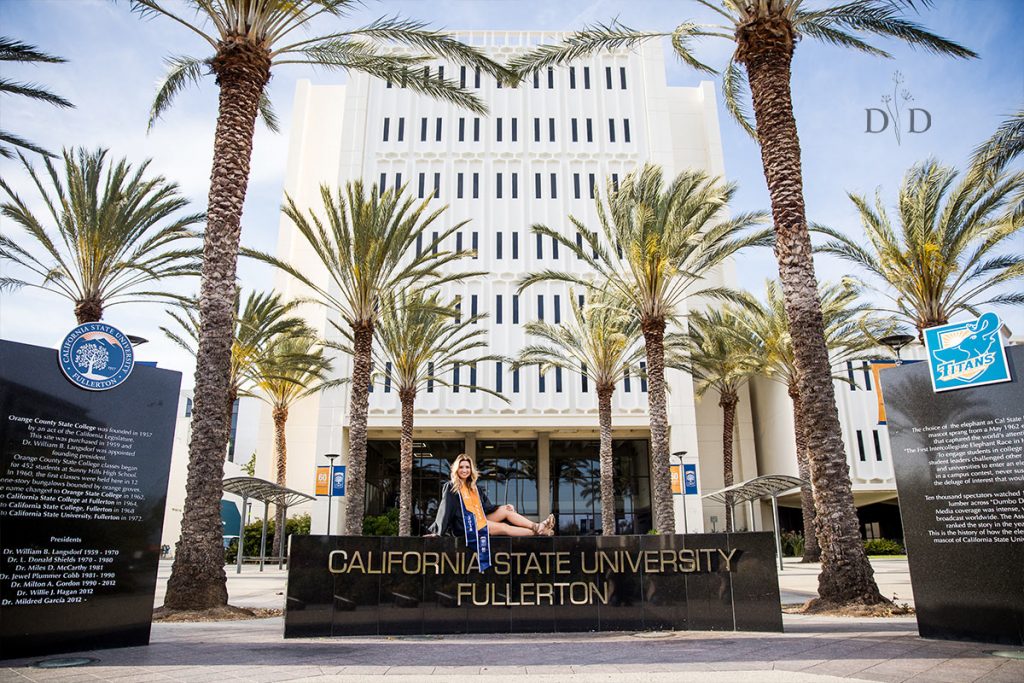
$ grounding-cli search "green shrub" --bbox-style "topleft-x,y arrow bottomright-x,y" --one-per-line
864,538 -> 904,555
781,531 -> 806,557
224,512 -> 311,563
363,508 -> 399,536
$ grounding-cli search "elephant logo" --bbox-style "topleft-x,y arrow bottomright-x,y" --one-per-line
924,313 -> 1011,392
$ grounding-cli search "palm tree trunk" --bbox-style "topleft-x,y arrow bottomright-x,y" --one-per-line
343,322 -> 374,536
164,39 -> 270,610
720,391 -> 738,533
398,387 -> 416,537
273,405 -> 288,562
74,297 -> 102,324
641,318 -> 676,534
597,385 -> 616,536
737,19 -> 884,607
789,383 -> 820,563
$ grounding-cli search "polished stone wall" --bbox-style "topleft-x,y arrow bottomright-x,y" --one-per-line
285,532 -> 782,636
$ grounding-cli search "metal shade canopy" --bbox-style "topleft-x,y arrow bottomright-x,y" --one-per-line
702,474 -> 808,572
222,477 -> 314,573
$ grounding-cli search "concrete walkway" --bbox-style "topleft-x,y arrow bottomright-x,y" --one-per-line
3,558 -> 1021,683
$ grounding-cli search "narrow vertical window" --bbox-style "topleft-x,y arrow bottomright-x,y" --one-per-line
496,76 -> 503,89
496,118 -> 503,142
551,235 -> 559,259
471,294 -> 478,321
457,172 -> 464,199
386,78 -> 392,89
873,430 -> 883,461
512,232 -> 519,259
420,117 -> 427,142
535,173 -> 542,199
620,66 -> 627,89
623,119 -> 631,143
397,117 -> 405,141
533,71 -> 540,88
555,367 -> 563,393
578,293 -> 585,309
435,118 -> 442,142
423,66 -> 430,82
416,234 -> 423,256
609,119 -> 616,142
511,173 -> 518,199
863,362 -> 872,390
512,295 -> 520,324
588,173 -> 596,199
427,362 -> 434,392
611,173 -> 619,191
496,361 -> 503,393
433,172 -> 440,199
456,232 -> 463,252
640,361 -> 648,392
473,118 -> 480,142
581,364 -> 588,393
857,430 -> 866,461
583,66 -> 591,89
535,232 -> 543,259
511,117 -> 518,141
547,66 -> 554,89
437,65 -> 444,82
554,295 -> 561,324
496,232 -> 503,260
460,66 -> 466,88
384,362 -> 392,393
496,294 -> 503,323
537,295 -> 544,321
368,362 -> 374,392
496,172 -> 503,199
513,367 -> 520,393
382,117 -> 390,141
455,299 -> 461,323
571,118 -> 578,142
379,172 -> 387,194
586,118 -> 593,142
453,363 -> 460,393
548,117 -> 555,142
431,231 -> 439,255
472,173 -> 479,199
575,231 -> 583,256
394,172 -> 402,190
538,368 -> 546,393
569,66 -> 576,89
550,173 -> 557,199
417,172 -> 425,198
533,117 -> 540,142
573,173 -> 580,199
458,117 -> 465,142
474,67 -> 481,88
605,66 -> 612,89
624,369 -> 631,393
846,361 -> 856,390
471,231 -> 478,258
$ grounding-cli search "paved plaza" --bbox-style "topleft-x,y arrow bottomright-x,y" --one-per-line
2,558 -> 1021,683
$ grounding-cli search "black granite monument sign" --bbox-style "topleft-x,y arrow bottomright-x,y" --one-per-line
881,344 -> 1023,645
0,339 -> 180,658
285,532 -> 782,636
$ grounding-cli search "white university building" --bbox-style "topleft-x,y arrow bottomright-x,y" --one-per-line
234,31 -> 904,544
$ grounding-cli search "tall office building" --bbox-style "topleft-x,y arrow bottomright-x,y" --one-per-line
262,32 -> 761,536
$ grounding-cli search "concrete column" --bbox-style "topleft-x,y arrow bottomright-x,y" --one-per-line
537,432 -> 551,519
463,432 -> 476,460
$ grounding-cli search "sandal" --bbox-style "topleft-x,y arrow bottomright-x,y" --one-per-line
542,514 -> 556,536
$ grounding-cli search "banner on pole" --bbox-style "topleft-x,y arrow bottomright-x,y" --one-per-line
315,466 -> 330,496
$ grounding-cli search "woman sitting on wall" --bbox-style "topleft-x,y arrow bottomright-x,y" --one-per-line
428,454 -> 555,537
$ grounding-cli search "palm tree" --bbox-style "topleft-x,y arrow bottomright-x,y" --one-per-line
127,0 -> 515,609
672,307 -> 761,533
514,294 -> 646,536
0,148 -> 202,323
0,37 -> 73,159
738,279 -> 891,562
510,0 -> 973,608
252,181 -> 480,536
520,164 -> 769,534
249,333 -> 337,560
815,160 -> 1024,341
368,291 -> 505,536
971,110 -> 1024,178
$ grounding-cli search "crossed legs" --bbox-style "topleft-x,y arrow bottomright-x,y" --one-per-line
486,505 -> 554,536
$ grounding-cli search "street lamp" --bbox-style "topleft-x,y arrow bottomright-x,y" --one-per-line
324,453 -> 340,536
879,333 -> 916,365
671,450 -> 688,534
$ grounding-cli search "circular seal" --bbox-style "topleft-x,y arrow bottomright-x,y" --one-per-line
58,322 -> 135,391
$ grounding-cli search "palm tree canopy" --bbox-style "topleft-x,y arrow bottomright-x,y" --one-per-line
670,306 -> 761,400
360,290 -> 507,399
0,148 -> 203,322
248,181 -> 482,330
814,159 -> 1024,332
131,0 -> 519,128
519,163 -> 770,326
514,290 -> 646,390
971,110 -> 1024,179
251,333 -> 338,411
0,37 -> 73,158
507,1 -> 975,138
162,289 -> 311,399
737,279 -> 894,389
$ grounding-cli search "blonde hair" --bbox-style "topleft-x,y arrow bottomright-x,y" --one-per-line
449,454 -> 479,489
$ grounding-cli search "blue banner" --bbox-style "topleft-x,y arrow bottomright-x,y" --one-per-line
683,464 -> 698,495
331,465 -> 346,496
456,492 -> 491,572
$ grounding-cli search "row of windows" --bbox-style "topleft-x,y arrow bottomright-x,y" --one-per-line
855,429 -> 884,462
378,171 -> 621,200
846,361 -> 874,391
381,116 -> 632,144
412,227 -> 618,262
372,360 -> 648,395
386,65 -> 630,91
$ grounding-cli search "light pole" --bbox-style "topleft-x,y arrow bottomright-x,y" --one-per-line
324,453 -> 340,536
879,333 -> 916,365
671,450 -> 688,534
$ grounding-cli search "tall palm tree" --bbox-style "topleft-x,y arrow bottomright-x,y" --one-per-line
0,148 -> 202,323
367,291 -> 505,536
510,0 -> 973,607
816,160 -> 1024,340
738,279 -> 891,562
672,307 -> 761,533
249,333 -> 337,560
520,164 -> 769,534
127,0 -> 515,609
0,37 -> 73,159
514,294 -> 646,536
971,110 -> 1024,178
252,181 -> 480,536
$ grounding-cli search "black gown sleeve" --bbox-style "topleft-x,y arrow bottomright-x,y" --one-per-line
479,485 -> 499,515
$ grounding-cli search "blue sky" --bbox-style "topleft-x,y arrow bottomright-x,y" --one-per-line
2,0 -> 1022,387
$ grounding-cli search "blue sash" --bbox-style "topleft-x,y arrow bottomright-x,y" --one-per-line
456,488 -> 491,572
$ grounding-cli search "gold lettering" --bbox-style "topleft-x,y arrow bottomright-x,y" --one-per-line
625,551 -> 643,573
388,552 -> 404,574
554,552 -> 570,574
327,550 -> 348,573
536,583 -> 554,605
581,551 -> 599,574
472,584 -> 488,606
509,552 -> 527,573
520,582 -> 536,605
599,551 -> 620,573
644,551 -> 660,574
589,581 -> 610,605
718,548 -> 738,571
423,552 -> 440,574
569,582 -> 589,605
660,549 -> 678,574
524,552 -> 542,574
401,551 -> 422,575
554,582 -> 570,603
457,583 -> 473,606
348,551 -> 366,573
678,549 -> 695,572
700,549 -> 715,570
467,553 -> 480,573
441,552 -> 459,575
493,552 -> 510,575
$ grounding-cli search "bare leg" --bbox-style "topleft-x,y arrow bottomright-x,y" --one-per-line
486,505 -> 537,530
487,520 -> 534,537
